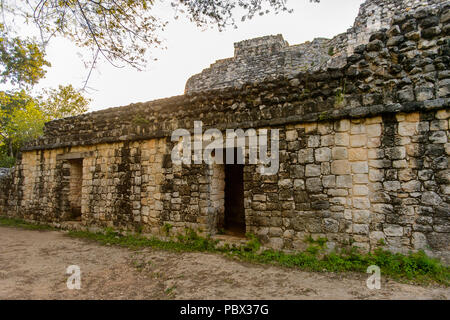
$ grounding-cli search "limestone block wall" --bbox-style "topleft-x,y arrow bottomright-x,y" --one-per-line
347,0 -> 445,55
1,108 -> 448,261
185,0 -> 447,93
0,2 -> 449,262
184,34 -> 335,93
0,140 -> 166,233
240,111 -> 449,261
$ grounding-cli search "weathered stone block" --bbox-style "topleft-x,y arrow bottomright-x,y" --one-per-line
286,130 -> 298,141
350,135 -> 368,147
353,224 -> 369,235
332,147 -> 348,160
385,147 -> 406,160
369,169 -> 384,182
429,131 -> 447,144
384,225 -> 403,237
353,197 -> 370,210
306,164 -> 321,177
353,185 -> 369,196
321,135 -> 334,147
298,149 -> 314,164
323,218 -> 339,233
353,210 -> 370,223
353,174 -> 369,184
352,161 -> 369,174
335,119 -> 350,132
348,148 -> 368,161
370,231 -> 385,242
398,122 -> 418,136
328,189 -> 349,197
421,191 -> 443,206
306,178 -> 322,193
383,181 -> 401,192
336,175 -> 352,188
331,160 -> 350,175
436,109 -> 450,120
322,175 -> 336,188
308,136 -> 320,148
335,133 -> 349,146
315,147 -> 331,162
430,120 -> 448,131
253,194 -> 267,202
401,180 -> 421,193
412,232 -> 428,250
366,124 -> 382,137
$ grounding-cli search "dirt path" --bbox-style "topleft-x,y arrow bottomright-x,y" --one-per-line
0,226 -> 448,300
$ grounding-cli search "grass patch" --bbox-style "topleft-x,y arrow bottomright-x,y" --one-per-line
328,46 -> 335,56
0,216 -> 55,231
67,226 -> 219,253
1,216 -> 448,286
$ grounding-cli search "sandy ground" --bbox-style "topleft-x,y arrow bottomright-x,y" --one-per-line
0,226 -> 448,300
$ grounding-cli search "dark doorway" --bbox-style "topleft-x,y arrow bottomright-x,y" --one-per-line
68,159 -> 83,221
224,148 -> 245,237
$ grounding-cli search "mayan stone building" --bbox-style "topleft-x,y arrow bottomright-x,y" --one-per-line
1,0 -> 449,263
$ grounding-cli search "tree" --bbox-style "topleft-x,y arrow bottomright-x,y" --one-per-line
0,90 -> 45,158
0,1 -> 319,87
0,86 -> 90,164
0,24 -> 50,87
40,84 -> 91,120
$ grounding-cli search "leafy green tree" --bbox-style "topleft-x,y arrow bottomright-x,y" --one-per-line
40,84 -> 90,120
0,24 -> 50,87
0,0 -> 321,166
0,90 -> 46,159
0,87 -> 90,165
1,0 -> 319,85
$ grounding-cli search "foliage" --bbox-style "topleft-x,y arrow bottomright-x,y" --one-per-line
1,216 -> 446,285
0,87 -> 89,161
0,90 -> 46,158
0,24 -> 50,87
162,223 -> 173,236
328,46 -> 334,56
334,79 -> 346,107
0,151 -> 15,167
132,114 -> 151,126
0,0 -> 319,84
39,84 -> 90,120
0,6 -> 89,165
59,229 -> 450,285
0,216 -> 56,231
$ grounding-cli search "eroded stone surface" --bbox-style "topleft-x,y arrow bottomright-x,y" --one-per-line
0,0 -> 449,264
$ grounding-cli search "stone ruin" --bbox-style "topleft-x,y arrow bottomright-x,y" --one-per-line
186,0 -> 445,93
0,0 -> 449,263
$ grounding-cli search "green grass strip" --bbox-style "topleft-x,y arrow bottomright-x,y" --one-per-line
1,216 -> 448,286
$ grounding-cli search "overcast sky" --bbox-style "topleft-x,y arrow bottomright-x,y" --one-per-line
31,0 -> 365,112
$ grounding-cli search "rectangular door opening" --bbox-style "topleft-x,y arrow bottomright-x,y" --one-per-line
68,159 -> 83,221
223,148 -> 246,237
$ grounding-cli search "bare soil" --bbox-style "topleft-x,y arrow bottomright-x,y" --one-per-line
0,226 -> 448,300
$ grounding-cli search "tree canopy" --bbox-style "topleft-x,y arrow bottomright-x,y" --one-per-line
0,90 -> 45,160
0,86 -> 90,162
40,84 -> 90,120
0,24 -> 50,87
0,0 -> 321,166
1,0 -> 319,85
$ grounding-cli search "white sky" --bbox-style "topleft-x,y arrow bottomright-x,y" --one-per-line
25,0 -> 365,112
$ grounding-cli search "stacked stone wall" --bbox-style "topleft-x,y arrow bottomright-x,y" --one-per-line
0,1 -> 449,262
185,0 -> 448,93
